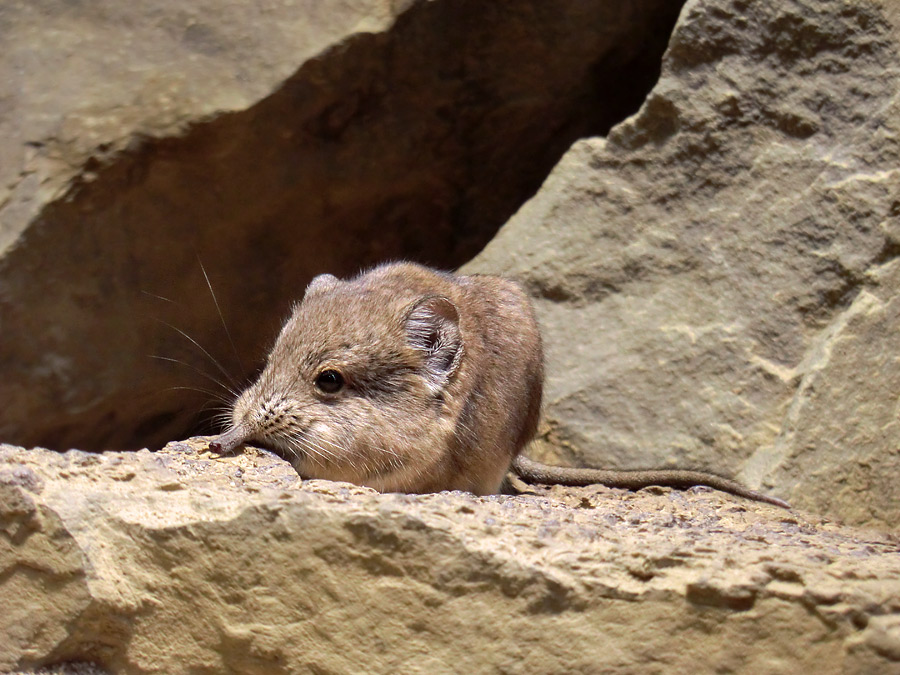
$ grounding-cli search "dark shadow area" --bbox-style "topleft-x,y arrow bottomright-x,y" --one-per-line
0,0 -> 686,450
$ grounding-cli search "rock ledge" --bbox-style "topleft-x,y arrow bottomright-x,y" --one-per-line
2,440 -> 898,673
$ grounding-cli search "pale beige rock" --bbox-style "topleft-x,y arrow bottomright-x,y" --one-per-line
762,259 -> 900,526
0,0 -> 396,251
1,442 -> 898,673
468,0 -> 900,531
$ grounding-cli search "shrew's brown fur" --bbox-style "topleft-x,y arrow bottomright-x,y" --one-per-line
210,262 -> 788,508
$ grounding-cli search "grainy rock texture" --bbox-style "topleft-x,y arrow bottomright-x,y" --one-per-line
468,0 -> 900,531
0,0 -> 681,452
1,441 -> 899,674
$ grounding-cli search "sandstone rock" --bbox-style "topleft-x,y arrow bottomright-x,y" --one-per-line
0,0 -> 682,452
1,442 -> 898,673
467,0 -> 900,531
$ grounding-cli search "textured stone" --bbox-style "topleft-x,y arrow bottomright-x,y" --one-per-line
0,0 -> 682,452
1,442 -> 898,673
467,0 -> 900,530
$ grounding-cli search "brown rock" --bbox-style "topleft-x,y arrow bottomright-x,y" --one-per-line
1,442 -> 898,673
0,0 -> 682,452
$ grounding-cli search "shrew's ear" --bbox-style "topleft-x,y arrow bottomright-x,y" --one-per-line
405,295 -> 463,393
303,273 -> 340,298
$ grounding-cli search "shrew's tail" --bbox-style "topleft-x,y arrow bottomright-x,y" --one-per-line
512,455 -> 790,509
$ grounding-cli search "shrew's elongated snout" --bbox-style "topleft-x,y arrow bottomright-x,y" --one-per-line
208,424 -> 252,455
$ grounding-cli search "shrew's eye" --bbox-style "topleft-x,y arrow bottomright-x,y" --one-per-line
315,369 -> 344,394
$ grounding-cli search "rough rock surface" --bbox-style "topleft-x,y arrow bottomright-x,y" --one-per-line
468,0 -> 900,531
1,441 -> 899,674
0,0 -> 682,453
